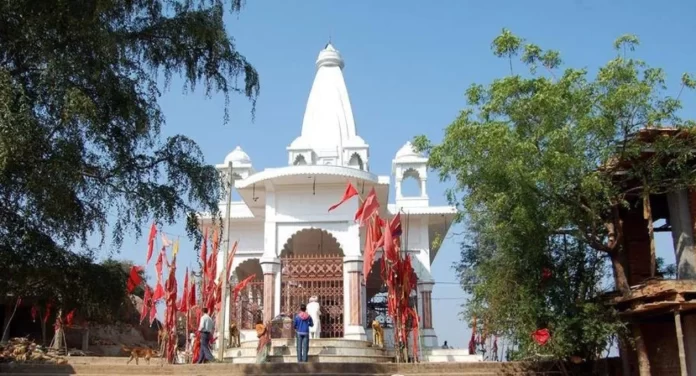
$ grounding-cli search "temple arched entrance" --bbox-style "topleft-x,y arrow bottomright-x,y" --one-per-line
230,259 -> 264,330
280,228 -> 344,338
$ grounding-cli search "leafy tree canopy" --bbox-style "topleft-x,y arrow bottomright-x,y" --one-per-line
0,0 -> 259,257
413,30 -> 695,359
0,216 -> 145,324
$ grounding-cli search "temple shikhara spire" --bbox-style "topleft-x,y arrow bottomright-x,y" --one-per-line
197,43 -> 459,363
288,43 -> 369,169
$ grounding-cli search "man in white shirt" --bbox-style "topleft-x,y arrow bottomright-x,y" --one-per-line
196,308 -> 215,363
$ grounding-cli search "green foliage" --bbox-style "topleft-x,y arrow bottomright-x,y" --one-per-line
414,30 -> 696,359
0,216 -> 143,323
0,0 -> 259,256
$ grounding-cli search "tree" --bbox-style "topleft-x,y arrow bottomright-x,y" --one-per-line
456,218 -> 623,360
414,30 -> 696,372
0,219 -> 145,325
0,0 -> 259,258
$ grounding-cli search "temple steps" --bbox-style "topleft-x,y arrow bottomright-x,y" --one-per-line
226,338 -> 392,363
0,362 -> 566,375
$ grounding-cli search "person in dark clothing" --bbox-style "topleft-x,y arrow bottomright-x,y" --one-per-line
293,303 -> 314,362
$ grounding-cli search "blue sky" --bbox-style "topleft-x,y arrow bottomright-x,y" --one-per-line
99,0 -> 695,350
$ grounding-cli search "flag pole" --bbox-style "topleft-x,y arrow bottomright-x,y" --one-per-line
217,161 -> 234,361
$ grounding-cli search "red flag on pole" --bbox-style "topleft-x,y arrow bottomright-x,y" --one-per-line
232,274 -> 257,302
179,268 -> 189,312
146,222 -> 157,264
328,182 -> 358,212
201,228 -> 208,277
355,187 -> 379,225
155,248 -> 164,282
126,265 -> 144,293
188,273 -> 197,308
65,309 -> 76,327
149,303 -> 157,326
152,282 -> 165,302
225,241 -> 239,283
363,217 -> 381,284
140,286 -> 152,324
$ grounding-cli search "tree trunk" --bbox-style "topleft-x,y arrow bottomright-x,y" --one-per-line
643,193 -> 656,277
618,336 -> 632,376
632,324 -> 651,376
611,253 -> 631,295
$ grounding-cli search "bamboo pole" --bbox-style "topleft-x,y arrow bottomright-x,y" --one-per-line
217,161 -> 234,360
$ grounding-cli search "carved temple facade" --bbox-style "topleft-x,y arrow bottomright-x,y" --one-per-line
197,44 -> 454,348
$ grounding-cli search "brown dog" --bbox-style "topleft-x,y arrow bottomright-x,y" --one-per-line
229,322 -> 241,348
372,319 -> 384,348
122,345 -> 158,365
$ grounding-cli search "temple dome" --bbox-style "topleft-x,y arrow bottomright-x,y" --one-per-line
394,141 -> 423,161
224,146 -> 251,165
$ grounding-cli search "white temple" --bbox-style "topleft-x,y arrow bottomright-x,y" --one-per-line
198,43 -> 455,350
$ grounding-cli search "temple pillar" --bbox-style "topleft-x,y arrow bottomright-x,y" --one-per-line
417,280 -> 437,348
260,257 -> 280,323
343,255 -> 367,340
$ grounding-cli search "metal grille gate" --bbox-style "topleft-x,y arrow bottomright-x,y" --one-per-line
280,254 -> 344,338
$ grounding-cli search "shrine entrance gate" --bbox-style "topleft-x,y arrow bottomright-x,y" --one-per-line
280,228 -> 344,338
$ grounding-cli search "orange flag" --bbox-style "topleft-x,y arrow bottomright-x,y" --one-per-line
328,182 -> 358,212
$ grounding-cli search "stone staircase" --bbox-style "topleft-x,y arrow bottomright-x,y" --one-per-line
0,361 -> 569,375
420,349 -> 483,363
224,338 -> 392,363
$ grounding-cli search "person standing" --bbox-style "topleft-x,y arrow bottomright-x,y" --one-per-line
196,308 -> 215,363
293,303 -> 313,362
255,320 -> 272,364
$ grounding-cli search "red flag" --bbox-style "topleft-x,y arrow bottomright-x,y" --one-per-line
383,216 -> 397,262
201,228 -> 208,277
146,222 -> 157,264
30,305 -> 38,321
126,265 -> 144,293
140,286 -> 152,324
152,281 -> 165,302
363,218 -> 380,284
232,274 -> 256,302
149,303 -> 157,325
355,188 -> 379,225
188,273 -> 197,308
532,328 -> 550,346
212,227 -> 220,255
328,182 -> 358,212
374,213 -> 402,251
155,248 -> 164,282
179,268 -> 190,312
207,246 -> 219,282
390,212 -> 402,238
225,241 -> 239,282
65,309 -> 76,327
542,268 -> 552,281
43,303 -> 52,324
